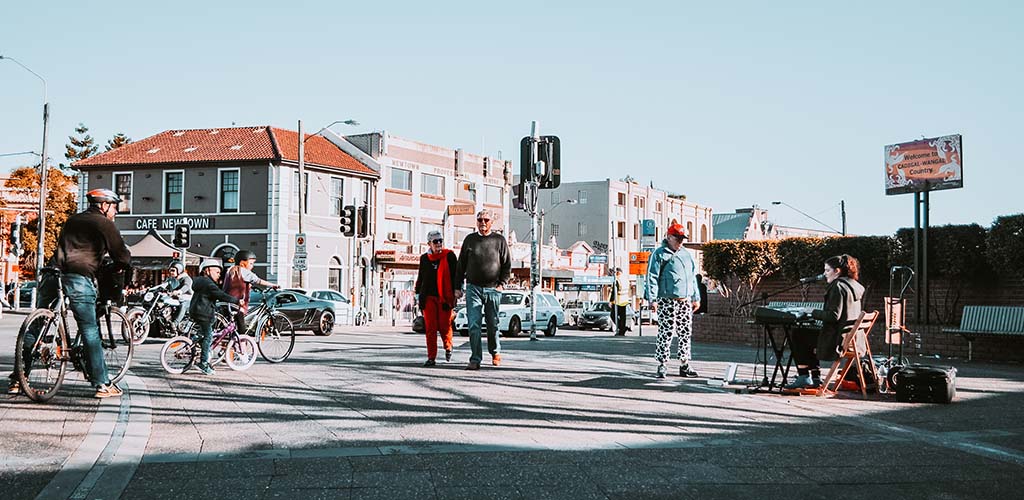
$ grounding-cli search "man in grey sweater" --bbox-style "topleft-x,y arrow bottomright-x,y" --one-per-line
455,209 -> 511,370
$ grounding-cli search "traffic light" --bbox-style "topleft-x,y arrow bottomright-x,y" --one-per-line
357,205 -> 369,238
519,135 -> 561,189
172,224 -> 190,248
10,220 -> 22,256
339,205 -> 356,237
512,183 -> 525,211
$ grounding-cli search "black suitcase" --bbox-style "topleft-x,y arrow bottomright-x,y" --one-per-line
892,364 -> 957,404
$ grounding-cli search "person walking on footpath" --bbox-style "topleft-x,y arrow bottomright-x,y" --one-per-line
188,259 -> 240,375
455,209 -> 511,370
644,223 -> 701,379
8,189 -> 131,398
613,267 -> 631,336
415,230 -> 459,367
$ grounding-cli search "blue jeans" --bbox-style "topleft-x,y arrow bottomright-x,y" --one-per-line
11,273 -> 110,388
465,283 -> 501,364
193,319 -> 213,367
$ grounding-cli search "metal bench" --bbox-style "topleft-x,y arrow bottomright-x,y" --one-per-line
942,305 -> 1024,360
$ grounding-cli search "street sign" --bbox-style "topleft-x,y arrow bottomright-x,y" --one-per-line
588,254 -> 608,264
295,233 -> 307,255
448,204 -> 475,216
293,255 -> 307,271
572,275 -> 614,285
642,219 -> 657,236
558,283 -> 602,292
629,251 -> 650,275
641,235 -> 657,249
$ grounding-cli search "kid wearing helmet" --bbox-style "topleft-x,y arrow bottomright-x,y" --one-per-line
222,250 -> 279,334
189,259 -> 240,375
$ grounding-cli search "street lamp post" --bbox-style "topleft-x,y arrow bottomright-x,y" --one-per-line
1,55 -> 49,277
296,119 -> 359,288
770,200 -> 845,236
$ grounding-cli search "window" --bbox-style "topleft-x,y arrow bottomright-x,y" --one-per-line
484,185 -> 502,205
420,222 -> 442,243
700,224 -> 708,242
390,167 -> 412,191
382,218 -> 412,242
293,171 -> 309,213
114,173 -> 132,214
454,225 -> 474,243
633,196 -> 639,208
550,224 -> 559,237
164,171 -> 183,213
220,170 -> 239,212
633,224 -> 639,239
617,192 -> 626,206
578,222 -> 587,237
640,198 -> 645,209
578,190 -> 588,204
617,221 -> 626,238
656,201 -> 662,212
328,257 -> 343,292
422,174 -> 444,196
330,177 -> 344,216
687,221 -> 694,239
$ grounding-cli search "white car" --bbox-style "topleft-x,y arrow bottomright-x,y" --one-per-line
454,291 -> 565,337
288,288 -> 368,326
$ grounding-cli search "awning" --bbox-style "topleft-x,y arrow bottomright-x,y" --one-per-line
128,229 -> 207,269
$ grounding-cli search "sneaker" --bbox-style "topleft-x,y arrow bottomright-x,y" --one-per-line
199,364 -> 216,376
784,375 -> 815,390
492,354 -> 502,366
811,377 -> 823,389
94,384 -> 123,399
7,379 -> 21,395
423,359 -> 436,367
656,364 -> 667,379
679,365 -> 700,378
465,362 -> 480,371
445,349 -> 452,362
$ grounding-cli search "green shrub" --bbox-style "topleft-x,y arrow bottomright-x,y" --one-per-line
986,214 -> 1024,279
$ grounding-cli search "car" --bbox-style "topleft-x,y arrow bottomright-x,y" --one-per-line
577,302 -> 637,331
562,299 -> 593,328
639,304 -> 659,325
453,291 -> 565,337
7,281 -> 37,309
288,288 -> 368,326
251,289 -> 337,335
412,300 -> 465,334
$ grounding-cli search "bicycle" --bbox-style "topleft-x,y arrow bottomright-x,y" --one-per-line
13,268 -> 135,403
160,314 -> 257,374
221,289 -> 296,363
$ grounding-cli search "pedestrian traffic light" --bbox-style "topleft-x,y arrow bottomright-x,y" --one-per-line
172,224 -> 190,248
357,205 -> 369,238
512,183 -> 525,211
339,205 -> 356,237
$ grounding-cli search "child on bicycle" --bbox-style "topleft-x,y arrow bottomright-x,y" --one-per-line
190,259 -> 240,375
222,250 -> 279,336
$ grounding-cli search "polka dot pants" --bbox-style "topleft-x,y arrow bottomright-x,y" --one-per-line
655,298 -> 693,365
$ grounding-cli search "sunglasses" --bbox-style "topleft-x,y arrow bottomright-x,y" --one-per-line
476,218 -> 491,223
431,239 -> 443,244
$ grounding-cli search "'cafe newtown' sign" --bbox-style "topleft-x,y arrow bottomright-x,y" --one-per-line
134,216 -> 216,231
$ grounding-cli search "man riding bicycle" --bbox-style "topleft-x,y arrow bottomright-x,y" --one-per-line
7,188 -> 132,398
222,250 -> 279,335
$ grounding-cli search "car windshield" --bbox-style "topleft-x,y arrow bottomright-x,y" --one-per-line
501,293 -> 524,305
589,302 -> 612,312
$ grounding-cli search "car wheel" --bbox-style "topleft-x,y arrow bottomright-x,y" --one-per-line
314,310 -> 334,336
544,318 -> 557,337
505,316 -> 521,337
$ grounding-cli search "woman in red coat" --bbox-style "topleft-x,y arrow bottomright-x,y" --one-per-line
415,230 -> 459,366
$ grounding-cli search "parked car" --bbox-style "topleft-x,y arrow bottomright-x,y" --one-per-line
453,291 -> 565,337
577,302 -> 636,331
639,304 -> 659,325
251,289 -> 336,335
413,299 -> 465,334
288,288 -> 368,326
562,300 -> 593,328
7,281 -> 37,309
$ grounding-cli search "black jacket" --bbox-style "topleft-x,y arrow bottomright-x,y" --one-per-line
52,206 -> 132,279
812,277 -> 865,359
189,275 -> 239,323
415,251 -> 459,309
455,232 -> 511,289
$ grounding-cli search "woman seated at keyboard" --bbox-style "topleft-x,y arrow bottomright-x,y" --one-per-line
786,254 -> 865,390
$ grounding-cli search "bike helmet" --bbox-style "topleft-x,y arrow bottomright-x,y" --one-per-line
167,261 -> 184,273
233,250 -> 256,262
199,259 -> 222,273
86,188 -> 122,205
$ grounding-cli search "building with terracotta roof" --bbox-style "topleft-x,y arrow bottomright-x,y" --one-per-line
74,125 -> 381,315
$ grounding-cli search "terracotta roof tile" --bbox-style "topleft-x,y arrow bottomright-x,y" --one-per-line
74,125 -> 377,177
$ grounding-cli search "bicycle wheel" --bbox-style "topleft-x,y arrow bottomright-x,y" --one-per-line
256,312 -> 295,363
15,309 -> 69,403
160,335 -> 197,374
225,335 -> 258,371
100,307 -> 135,384
124,307 -> 150,345
186,313 -> 232,365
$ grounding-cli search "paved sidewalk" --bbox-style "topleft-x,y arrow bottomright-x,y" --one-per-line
3,317 -> 1024,499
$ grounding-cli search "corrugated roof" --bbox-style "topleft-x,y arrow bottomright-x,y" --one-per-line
711,212 -> 752,240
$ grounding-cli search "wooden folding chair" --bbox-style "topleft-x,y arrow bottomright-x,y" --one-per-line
818,311 -> 880,399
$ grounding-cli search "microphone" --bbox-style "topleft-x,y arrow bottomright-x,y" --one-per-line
799,273 -> 826,284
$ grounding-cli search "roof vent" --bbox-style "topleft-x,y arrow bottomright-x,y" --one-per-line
172,131 -> 185,137
147,148 -> 161,154
183,147 -> 198,153
209,130 -> 220,135
230,145 -> 243,150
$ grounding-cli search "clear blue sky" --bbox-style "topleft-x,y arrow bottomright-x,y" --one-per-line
2,1 -> 1021,236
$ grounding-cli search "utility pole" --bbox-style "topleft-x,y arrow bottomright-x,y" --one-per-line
35,103 -> 49,276
841,199 -> 847,236
297,120 -> 305,288
528,121 -> 541,342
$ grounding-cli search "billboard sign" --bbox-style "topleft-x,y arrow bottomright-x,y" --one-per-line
884,135 -> 962,195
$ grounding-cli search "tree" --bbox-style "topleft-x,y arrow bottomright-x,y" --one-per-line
702,240 -> 780,316
3,166 -> 78,276
986,214 -> 1024,279
65,123 -> 99,162
105,132 -> 132,151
